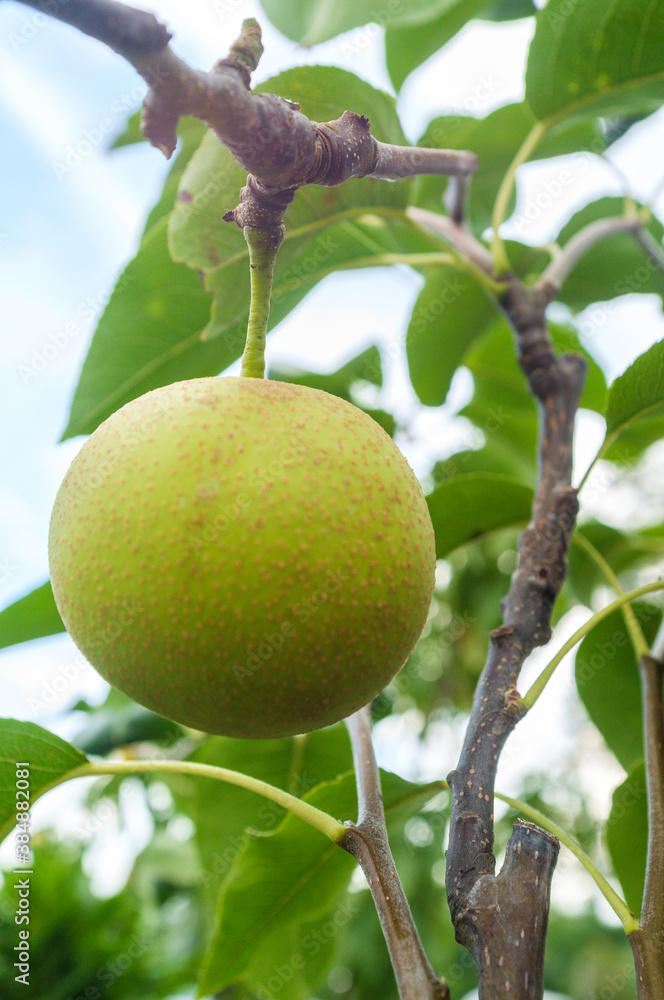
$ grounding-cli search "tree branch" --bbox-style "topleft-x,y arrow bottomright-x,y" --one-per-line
16,0 -> 172,55
537,214 -> 643,294
405,207 -> 497,280
370,144 -> 477,182
445,277 -> 586,998
629,654 -> 664,1000
23,0 -> 477,233
455,820 -> 559,996
445,175 -> 472,226
341,708 -> 449,1000
633,226 -> 664,279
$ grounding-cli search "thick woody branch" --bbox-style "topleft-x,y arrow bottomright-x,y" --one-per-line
341,709 -> 449,1000
629,654 -> 664,1000
453,821 -> 559,997
23,0 -> 477,233
446,277 -> 586,999
16,0 -> 172,55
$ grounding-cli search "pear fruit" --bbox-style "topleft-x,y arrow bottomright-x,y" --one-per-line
48,377 -> 435,739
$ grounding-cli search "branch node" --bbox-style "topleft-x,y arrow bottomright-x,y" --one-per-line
311,112 -> 377,186
225,174 -> 296,231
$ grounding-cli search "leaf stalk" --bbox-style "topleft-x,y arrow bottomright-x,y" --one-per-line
523,579 -> 664,709
34,758 -> 347,842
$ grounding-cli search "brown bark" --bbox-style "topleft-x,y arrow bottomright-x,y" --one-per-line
18,2 -> 477,233
446,278 -> 586,999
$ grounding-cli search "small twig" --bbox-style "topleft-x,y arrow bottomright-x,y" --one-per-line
346,708 -> 387,831
537,214 -> 642,294
370,145 -> 477,181
341,708 -> 449,1000
633,226 -> 664,279
629,654 -> 664,1000
405,206 -> 499,285
444,175 -> 472,226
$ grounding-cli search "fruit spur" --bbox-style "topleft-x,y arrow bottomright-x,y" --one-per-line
49,376 -> 436,739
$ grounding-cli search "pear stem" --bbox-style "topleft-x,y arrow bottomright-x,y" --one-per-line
240,225 -> 284,379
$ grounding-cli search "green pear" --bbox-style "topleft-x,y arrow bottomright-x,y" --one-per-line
49,377 -> 436,739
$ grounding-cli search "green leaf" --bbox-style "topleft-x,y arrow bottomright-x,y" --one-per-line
269,346 -> 382,399
0,582 -> 64,649
603,413 -> 664,466
604,340 -> 664,447
177,726 -> 353,913
445,317 -> 606,485
414,104 -> 603,236
637,521 -> 664,552
170,67 -> 410,344
606,761 -> 648,916
109,109 -> 143,149
259,0 -> 454,46
111,114 -> 207,236
197,774 -> 356,996
72,704 -> 182,756
555,198 -> 664,313
599,337 -> 664,464
406,267 -> 498,406
385,0 -> 488,92
575,605 -> 662,774
526,0 -> 664,124
62,216 -> 220,438
0,720 -> 87,842
426,474 -> 533,558
62,119 -> 213,436
568,524 -> 642,608
143,117 -> 207,236
335,344 -> 383,387
481,0 -> 536,20
268,346 -> 389,435
198,769 -> 441,997
256,67 -> 408,147
0,838 -> 173,1000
